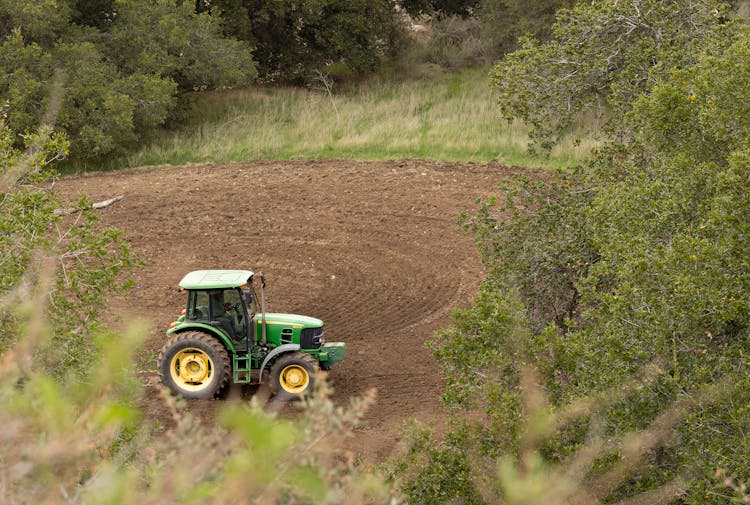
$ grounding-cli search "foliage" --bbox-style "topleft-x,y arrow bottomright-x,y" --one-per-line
0,119 -> 138,378
458,170 -> 597,333
0,0 -> 256,161
479,0 -> 574,53
399,9 -> 750,505
392,362 -> 723,505
106,0 -> 256,91
399,15 -> 493,70
211,0 -> 404,83
399,0 -> 480,18
491,0 -> 739,151
397,0 -> 573,71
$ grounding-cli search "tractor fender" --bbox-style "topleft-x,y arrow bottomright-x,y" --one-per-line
258,344 -> 301,383
168,322 -> 237,354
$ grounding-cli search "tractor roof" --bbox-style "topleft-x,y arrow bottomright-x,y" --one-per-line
179,270 -> 254,290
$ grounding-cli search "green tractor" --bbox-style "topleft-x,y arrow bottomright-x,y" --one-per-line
158,270 -> 345,400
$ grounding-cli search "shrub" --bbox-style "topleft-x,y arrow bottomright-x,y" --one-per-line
0,116 -> 138,378
399,15 -> 493,71
211,0 -> 404,83
399,10 -> 750,505
491,0 -> 738,150
0,0 -> 256,161
479,0 -> 574,54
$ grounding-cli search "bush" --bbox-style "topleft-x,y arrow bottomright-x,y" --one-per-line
211,0 -> 404,83
0,117 -> 138,378
398,15 -> 493,71
399,0 -> 480,18
0,0 -> 256,161
491,0 -> 738,150
479,0 -> 574,54
398,9 -> 750,505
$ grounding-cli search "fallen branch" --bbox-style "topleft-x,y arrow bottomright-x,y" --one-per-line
55,195 -> 124,215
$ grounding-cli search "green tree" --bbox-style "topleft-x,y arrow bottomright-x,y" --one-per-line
0,0 -> 256,161
0,115 -> 138,378
399,0 -> 480,18
399,11 -> 750,505
491,0 -> 737,150
211,0 -> 403,82
70,0 -> 116,29
479,0 -> 574,53
106,0 -> 256,91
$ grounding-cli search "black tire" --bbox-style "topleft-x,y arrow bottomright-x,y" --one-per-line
158,331 -> 230,399
269,352 -> 318,401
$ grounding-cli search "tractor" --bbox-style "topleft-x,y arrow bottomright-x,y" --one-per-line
158,269 -> 345,400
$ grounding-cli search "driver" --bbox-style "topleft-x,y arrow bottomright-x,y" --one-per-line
224,301 -> 244,334
209,291 -> 237,338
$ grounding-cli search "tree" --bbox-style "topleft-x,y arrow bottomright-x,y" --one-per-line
491,0 -> 738,150
0,114 -> 138,378
399,9 -> 750,505
106,0 -> 256,91
210,0 -> 404,82
479,0 -> 574,53
0,0 -> 257,161
399,0 -> 480,18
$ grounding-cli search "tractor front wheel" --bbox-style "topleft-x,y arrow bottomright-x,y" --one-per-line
158,331 -> 230,399
270,352 -> 318,400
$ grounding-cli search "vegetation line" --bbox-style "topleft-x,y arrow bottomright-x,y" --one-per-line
85,68 -> 596,173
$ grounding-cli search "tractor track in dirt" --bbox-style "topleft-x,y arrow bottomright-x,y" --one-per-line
57,159 -> 531,462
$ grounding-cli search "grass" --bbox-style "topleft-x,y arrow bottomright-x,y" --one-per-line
89,67 -> 598,172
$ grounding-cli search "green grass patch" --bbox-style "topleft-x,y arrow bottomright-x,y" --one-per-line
78,68 -> 597,171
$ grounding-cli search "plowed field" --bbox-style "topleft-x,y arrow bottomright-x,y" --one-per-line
57,159 -> 525,461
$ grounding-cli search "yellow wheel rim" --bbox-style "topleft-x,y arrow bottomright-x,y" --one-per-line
279,364 -> 310,394
170,348 -> 214,392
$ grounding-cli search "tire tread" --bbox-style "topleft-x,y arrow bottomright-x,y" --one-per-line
158,331 -> 230,399
269,351 -> 318,400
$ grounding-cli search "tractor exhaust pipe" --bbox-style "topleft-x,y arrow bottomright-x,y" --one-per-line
259,272 -> 267,347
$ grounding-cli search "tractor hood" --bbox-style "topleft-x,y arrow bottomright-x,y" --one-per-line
255,313 -> 323,328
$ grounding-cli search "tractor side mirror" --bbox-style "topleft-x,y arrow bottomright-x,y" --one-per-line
260,273 -> 266,289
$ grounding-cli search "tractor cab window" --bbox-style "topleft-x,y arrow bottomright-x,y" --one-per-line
210,289 -> 249,348
186,289 -> 249,350
187,291 -> 209,321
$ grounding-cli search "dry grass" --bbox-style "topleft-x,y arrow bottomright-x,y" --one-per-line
96,68 -> 597,171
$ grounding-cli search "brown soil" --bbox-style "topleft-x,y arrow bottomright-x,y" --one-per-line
56,159 -> 524,462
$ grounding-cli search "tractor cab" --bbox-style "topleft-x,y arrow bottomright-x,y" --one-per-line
179,270 -> 257,349
184,286 -> 255,348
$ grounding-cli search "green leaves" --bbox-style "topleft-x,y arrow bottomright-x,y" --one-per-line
491,0 -> 738,151
0,120 -> 140,379
405,8 -> 750,505
214,0 -> 400,82
107,0 -> 256,91
431,288 -> 529,411
0,0 -> 257,161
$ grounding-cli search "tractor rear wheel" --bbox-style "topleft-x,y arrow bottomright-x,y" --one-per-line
270,352 -> 318,400
158,331 -> 230,399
